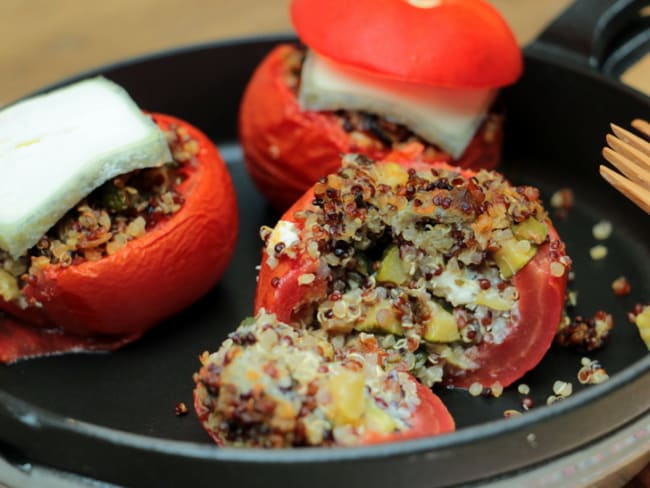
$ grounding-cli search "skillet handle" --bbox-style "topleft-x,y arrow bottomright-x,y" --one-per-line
530,0 -> 650,77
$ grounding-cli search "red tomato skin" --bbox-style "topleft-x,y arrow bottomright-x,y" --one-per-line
291,0 -> 522,88
255,160 -> 568,389
444,226 -> 568,389
0,114 -> 238,361
362,381 -> 455,444
239,44 -> 503,211
254,191 -> 327,321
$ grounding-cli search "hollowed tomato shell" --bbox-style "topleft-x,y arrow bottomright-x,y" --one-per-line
240,44 -> 504,211
0,113 -> 239,363
254,161 -> 568,389
291,0 -> 522,88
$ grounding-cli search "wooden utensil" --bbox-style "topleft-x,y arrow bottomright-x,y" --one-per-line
600,119 -> 650,213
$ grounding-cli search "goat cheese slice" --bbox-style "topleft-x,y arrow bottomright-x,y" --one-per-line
0,77 -> 172,258
299,50 -> 496,158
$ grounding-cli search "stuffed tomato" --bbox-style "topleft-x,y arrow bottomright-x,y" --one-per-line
0,112 -> 238,363
240,0 -> 522,210
255,155 -> 570,389
193,309 -> 454,447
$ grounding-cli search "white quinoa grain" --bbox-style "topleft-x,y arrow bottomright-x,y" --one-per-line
590,245 -> 608,260
591,368 -> 610,384
546,395 -> 560,405
517,384 -> 530,395
491,381 -> 504,398
552,380 -> 573,397
592,220 -> 613,240
550,262 -> 565,277
298,273 -> 316,285
469,382 -> 483,397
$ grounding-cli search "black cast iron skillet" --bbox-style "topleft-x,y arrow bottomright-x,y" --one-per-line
1,1 -> 650,486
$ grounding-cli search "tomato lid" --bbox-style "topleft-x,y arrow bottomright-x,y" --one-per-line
290,0 -> 523,88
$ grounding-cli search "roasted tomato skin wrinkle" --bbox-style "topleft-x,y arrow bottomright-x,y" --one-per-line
0,113 -> 239,363
239,44 -> 503,211
290,0 -> 522,88
255,161 -> 568,388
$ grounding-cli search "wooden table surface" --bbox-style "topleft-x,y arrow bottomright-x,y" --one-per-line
2,0 -> 649,104
1,1 -> 649,486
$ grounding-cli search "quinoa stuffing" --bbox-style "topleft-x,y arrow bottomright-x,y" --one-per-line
261,154 -> 570,386
0,123 -> 196,306
193,310 -> 424,447
196,154 -> 572,447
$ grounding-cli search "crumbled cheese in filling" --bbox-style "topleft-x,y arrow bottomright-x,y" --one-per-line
261,220 -> 301,269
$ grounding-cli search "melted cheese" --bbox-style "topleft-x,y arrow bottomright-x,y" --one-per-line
0,77 -> 171,258
299,50 -> 496,158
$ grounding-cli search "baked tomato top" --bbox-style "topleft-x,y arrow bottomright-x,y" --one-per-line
0,113 -> 238,363
290,0 -> 522,88
255,156 -> 569,389
239,44 -> 504,211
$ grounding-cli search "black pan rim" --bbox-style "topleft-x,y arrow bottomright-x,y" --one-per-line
1,352 -> 649,464
1,33 -> 650,466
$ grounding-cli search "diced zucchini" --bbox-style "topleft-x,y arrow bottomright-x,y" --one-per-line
364,399 -> 397,434
356,304 -> 404,335
493,238 -> 537,279
513,217 -> 548,243
376,245 -> 409,285
423,301 -> 460,343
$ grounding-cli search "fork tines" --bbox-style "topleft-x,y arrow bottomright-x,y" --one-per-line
600,119 -> 650,214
